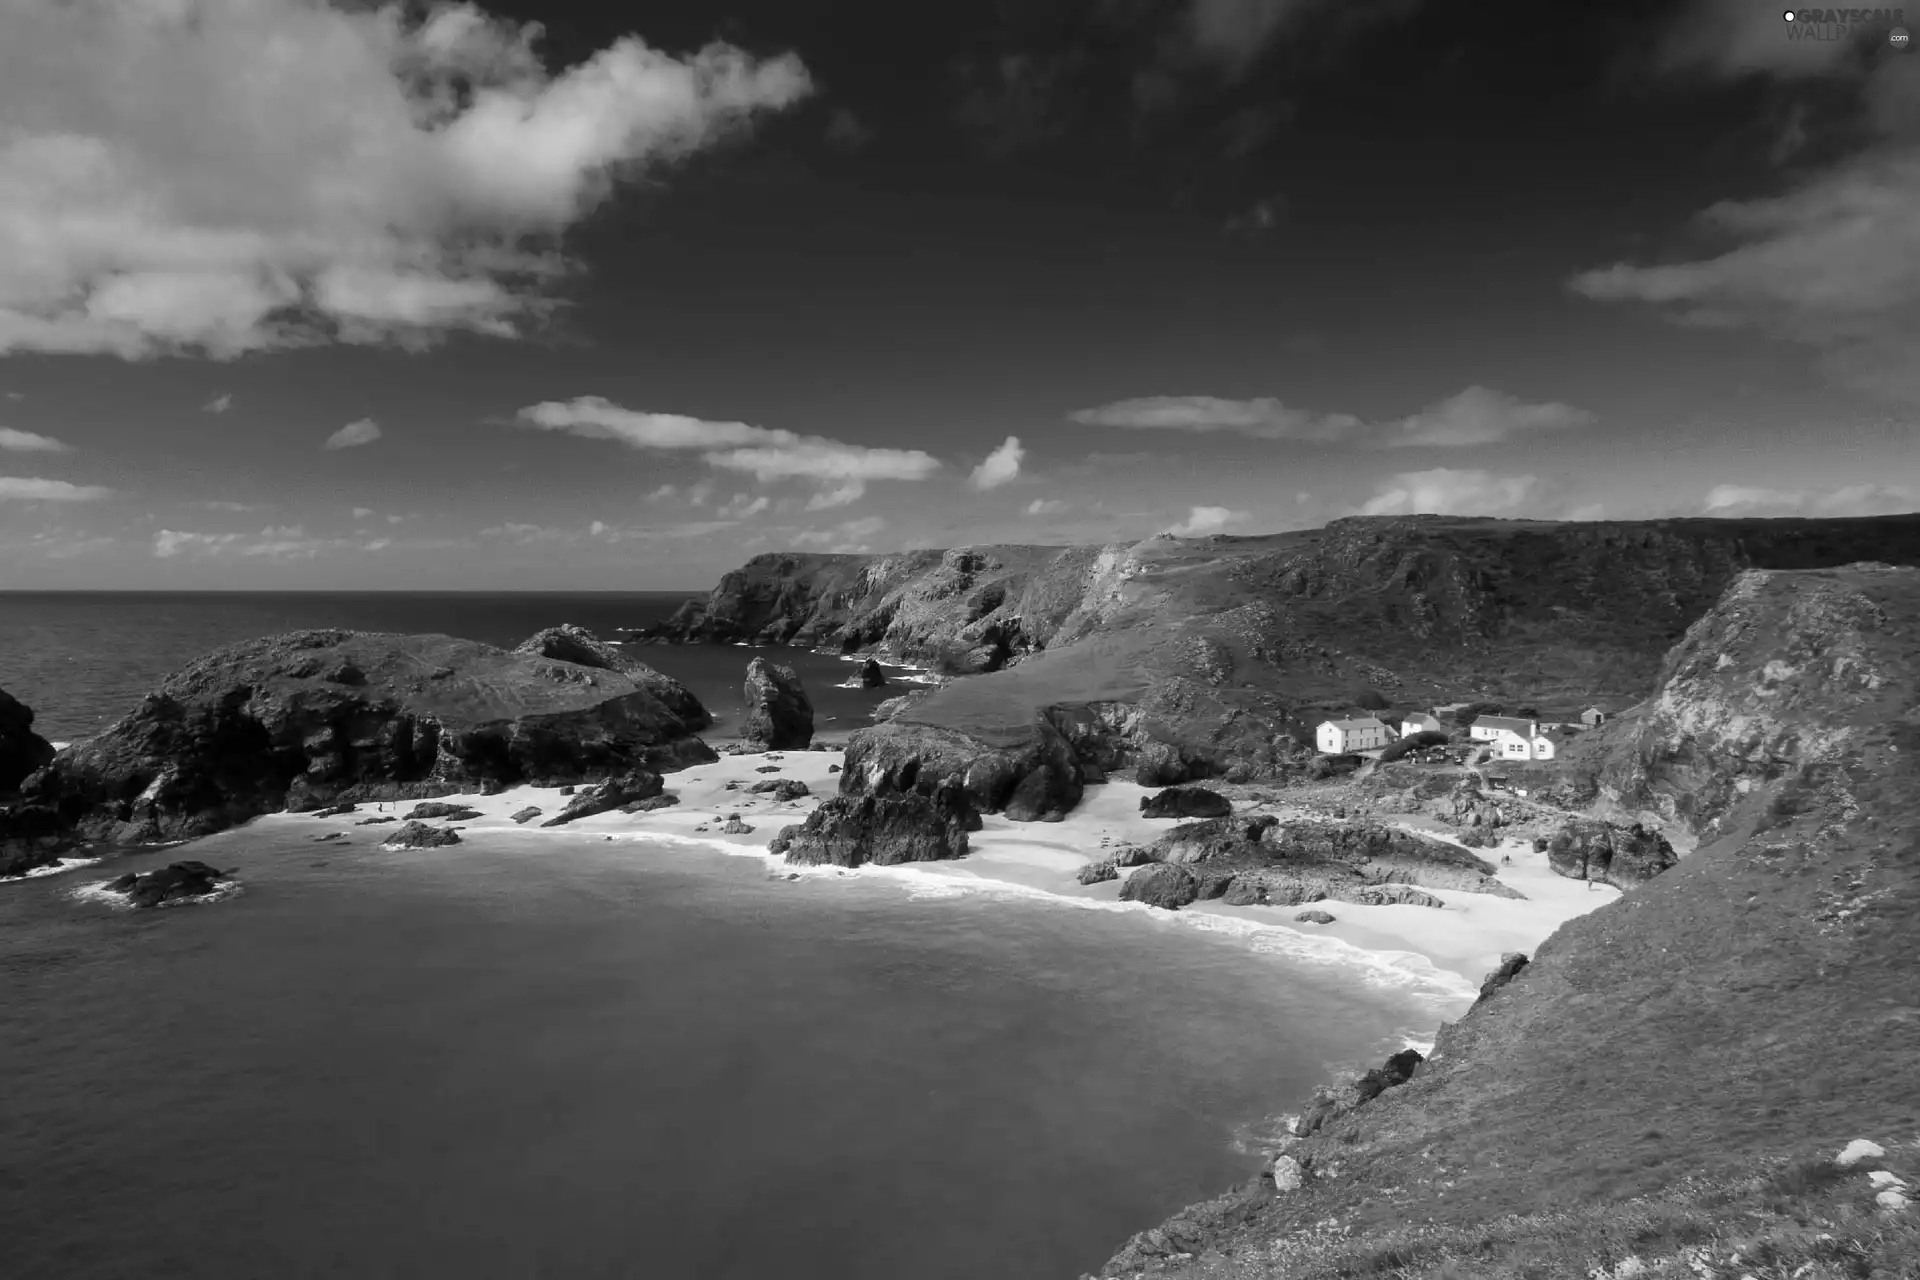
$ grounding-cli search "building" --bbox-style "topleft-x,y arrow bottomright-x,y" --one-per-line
1580,707 -> 1606,728
1316,717 -> 1392,754
1471,715 -> 1569,761
1432,702 -> 1470,720
1400,712 -> 1445,738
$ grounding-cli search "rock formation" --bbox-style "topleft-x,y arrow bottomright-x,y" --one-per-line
0,687 -> 56,794
0,630 -> 714,858
858,658 -> 886,688
513,623 -> 712,731
741,657 -> 813,750
382,821 -> 462,849
101,860 -> 233,907
404,802 -> 483,821
1139,786 -> 1232,819
1118,862 -> 1199,909
839,717 -> 1081,821
769,782 -> 974,868
1545,817 -> 1677,888
538,771 -> 664,827
749,777 -> 810,801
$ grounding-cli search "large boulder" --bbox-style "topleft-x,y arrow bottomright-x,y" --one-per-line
742,658 -> 814,750
1547,817 -> 1678,888
383,821 -> 462,849
858,658 -> 886,688
513,624 -> 712,730
539,771 -> 665,827
1119,862 -> 1200,909
769,783 -> 973,868
101,860 -> 233,907
0,687 -> 56,794
11,630 -> 715,852
841,717 -> 1083,821
1140,786 -> 1233,820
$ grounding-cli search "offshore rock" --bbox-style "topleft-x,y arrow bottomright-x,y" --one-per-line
382,821 -> 462,849
742,657 -> 814,750
101,860 -> 233,908
859,658 -> 886,688
0,687 -> 56,794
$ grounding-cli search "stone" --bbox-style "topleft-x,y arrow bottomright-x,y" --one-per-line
755,765 -> 781,773
1119,862 -> 1199,910
1876,1189 -> 1911,1213
382,821 -> 462,849
1547,817 -> 1678,888
742,657 -> 814,750
101,860 -> 232,907
311,803 -> 358,818
1474,952 -> 1530,1007
721,818 -> 754,834
1836,1139 -> 1886,1168
1222,879 -> 1266,906
1295,909 -> 1337,924
621,794 -> 680,813
1140,787 -> 1233,820
770,783 -> 973,868
404,802 -> 483,821
0,687 -> 56,794
356,815 -> 398,825
749,778 -> 811,801
1271,1155 -> 1303,1192
1076,859 -> 1118,885
510,806 -> 543,824
841,718 -> 1082,822
859,658 -> 886,688
539,771 -> 664,827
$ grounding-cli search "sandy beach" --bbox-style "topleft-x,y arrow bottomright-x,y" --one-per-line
254,747 -> 1620,1013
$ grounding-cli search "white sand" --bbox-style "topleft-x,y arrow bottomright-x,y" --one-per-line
262,754 -> 1618,1009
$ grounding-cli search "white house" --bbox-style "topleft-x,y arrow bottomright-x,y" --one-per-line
1471,716 -> 1570,760
1316,717 -> 1392,754
1400,712 -> 1445,739
1580,706 -> 1606,728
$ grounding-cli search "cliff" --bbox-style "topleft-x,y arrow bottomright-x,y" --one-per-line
1087,562 -> 1920,1278
1,629 -> 715,864
654,515 -> 1920,810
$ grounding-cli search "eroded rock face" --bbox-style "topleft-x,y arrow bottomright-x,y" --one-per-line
742,658 -> 814,750
749,778 -> 810,801
841,717 -> 1082,821
0,687 -> 56,794
1547,817 -> 1677,888
770,783 -> 973,868
383,821 -> 462,849
8,630 -> 715,853
1119,862 -> 1199,909
1474,951 -> 1530,1008
404,802 -> 483,821
514,624 -> 712,731
1140,786 -> 1232,820
102,860 -> 232,907
538,771 -> 664,827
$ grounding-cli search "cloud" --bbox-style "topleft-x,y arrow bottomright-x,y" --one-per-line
824,107 -> 874,151
1375,386 -> 1597,448
1070,395 -> 1364,440
1026,498 -> 1071,516
1575,5 -> 1920,404
791,515 -> 886,553
1702,481 -> 1915,517
352,507 -> 375,519
0,476 -> 113,501
0,427 -> 70,453
1181,0 -> 1422,77
968,436 -> 1025,490
153,530 -> 241,558
1070,387 -> 1593,447
1357,468 -> 1541,516
1164,504 -> 1247,536
804,482 -> 866,510
644,483 -> 679,502
323,418 -> 382,451
152,527 -> 346,558
517,396 -> 942,494
0,0 -> 812,359
716,492 -> 771,519
203,393 -> 232,414
194,499 -> 261,512
1223,195 -> 1287,238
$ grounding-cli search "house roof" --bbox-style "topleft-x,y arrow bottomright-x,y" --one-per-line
1323,717 -> 1390,732
1403,713 -> 1443,728
1475,715 -> 1536,735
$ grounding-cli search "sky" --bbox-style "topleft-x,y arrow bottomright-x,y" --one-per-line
0,0 -> 1916,590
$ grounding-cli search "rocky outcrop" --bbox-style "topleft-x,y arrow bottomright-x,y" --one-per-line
1119,862 -> 1199,909
622,793 -> 679,812
1294,909 -> 1336,923
538,771 -> 664,827
1546,817 -> 1677,887
1473,951 -> 1530,1007
749,778 -> 810,801
859,658 -> 886,688
769,783 -> 974,867
404,802 -> 482,821
0,687 -> 56,794
101,860 -> 233,907
513,624 -> 712,730
383,821 -> 462,848
510,806 -> 542,824
1140,786 -> 1232,819
840,717 -> 1082,821
1291,1048 -> 1425,1139
741,657 -> 813,750
3,630 -> 715,855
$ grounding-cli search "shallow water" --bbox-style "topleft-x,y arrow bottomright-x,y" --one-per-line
3,826 -> 1431,1280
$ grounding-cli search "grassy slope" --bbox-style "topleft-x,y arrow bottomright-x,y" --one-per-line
1093,564 -> 1920,1279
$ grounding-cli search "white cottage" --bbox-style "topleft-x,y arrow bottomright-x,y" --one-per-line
1400,712 -> 1445,739
1580,707 -> 1606,728
1471,715 -> 1570,760
1316,717 -> 1392,754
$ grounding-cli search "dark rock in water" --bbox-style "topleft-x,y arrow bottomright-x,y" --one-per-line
8,630 -> 715,854
720,818 -> 755,834
510,806 -> 543,824
103,860 -> 231,908
0,686 -> 56,794
749,778 -> 810,801
859,658 -> 886,688
1076,859 -> 1119,885
1547,817 -> 1677,888
1295,908 -> 1337,924
742,657 -> 814,750
1119,862 -> 1199,910
355,815 -> 398,825
513,623 -> 714,731
404,802 -> 483,821
539,771 -> 663,827
0,802 -> 74,877
1473,951 -> 1530,1007
382,821 -> 462,849
1140,786 -> 1232,820
770,783 -> 973,868
621,793 -> 679,813
311,803 -> 358,818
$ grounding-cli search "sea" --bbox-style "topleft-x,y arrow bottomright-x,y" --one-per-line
0,593 -> 1442,1280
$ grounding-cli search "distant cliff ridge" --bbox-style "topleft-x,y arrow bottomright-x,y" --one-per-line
650,515 -> 1920,808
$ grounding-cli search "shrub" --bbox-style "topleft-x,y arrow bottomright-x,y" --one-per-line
1454,701 -> 1504,727
1309,754 -> 1364,780
1355,689 -> 1391,710
1380,730 -> 1450,763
